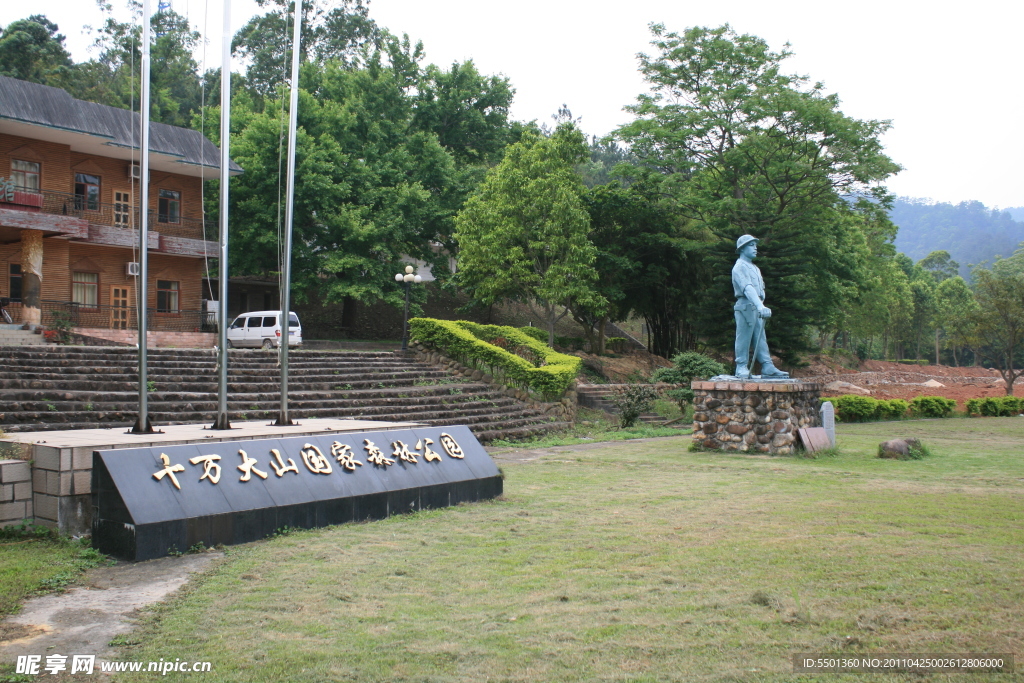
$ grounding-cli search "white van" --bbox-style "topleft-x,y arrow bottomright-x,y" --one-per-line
226,310 -> 302,349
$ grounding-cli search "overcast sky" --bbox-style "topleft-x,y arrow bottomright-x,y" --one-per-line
4,0 -> 1021,209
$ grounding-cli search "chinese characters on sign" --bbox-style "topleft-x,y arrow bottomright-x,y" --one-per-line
151,433 -> 466,489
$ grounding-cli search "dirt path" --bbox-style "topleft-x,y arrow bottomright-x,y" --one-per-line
0,552 -> 221,666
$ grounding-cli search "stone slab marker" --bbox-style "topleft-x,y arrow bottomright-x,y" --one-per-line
821,401 -> 836,447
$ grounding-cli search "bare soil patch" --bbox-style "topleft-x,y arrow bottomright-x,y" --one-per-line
0,552 -> 221,664
792,356 -> 1014,407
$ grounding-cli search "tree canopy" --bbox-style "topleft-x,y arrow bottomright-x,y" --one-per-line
453,123 -> 603,346
614,23 -> 901,361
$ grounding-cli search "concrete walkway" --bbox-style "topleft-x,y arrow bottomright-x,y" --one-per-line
1,417 -> 424,454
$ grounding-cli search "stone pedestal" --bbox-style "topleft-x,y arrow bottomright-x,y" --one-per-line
691,380 -> 822,455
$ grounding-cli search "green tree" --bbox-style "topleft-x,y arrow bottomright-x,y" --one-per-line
964,267 -> 1024,395
935,276 -> 976,366
232,0 -> 379,105
584,179 -> 710,356
69,4 -> 204,127
219,44 -> 460,312
454,123 -> 604,346
918,250 -> 960,282
615,24 -> 901,362
0,15 -> 73,86
413,60 -> 516,166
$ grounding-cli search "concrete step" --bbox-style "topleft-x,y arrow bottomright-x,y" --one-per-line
0,346 -> 573,443
0,329 -> 49,346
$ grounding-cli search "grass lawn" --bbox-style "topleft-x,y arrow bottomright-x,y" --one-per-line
108,418 -> 1022,682
0,529 -> 105,617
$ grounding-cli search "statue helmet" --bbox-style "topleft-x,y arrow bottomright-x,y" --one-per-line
735,234 -> 759,252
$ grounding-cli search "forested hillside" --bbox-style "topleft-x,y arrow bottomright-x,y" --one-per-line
891,198 -> 1024,275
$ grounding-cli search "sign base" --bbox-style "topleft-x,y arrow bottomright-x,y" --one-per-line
92,425 -> 501,560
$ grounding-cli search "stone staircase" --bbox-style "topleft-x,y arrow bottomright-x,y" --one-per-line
0,347 -> 571,443
576,384 -> 665,425
0,324 -> 47,346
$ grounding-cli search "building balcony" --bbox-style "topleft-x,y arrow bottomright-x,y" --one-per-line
0,190 -> 219,257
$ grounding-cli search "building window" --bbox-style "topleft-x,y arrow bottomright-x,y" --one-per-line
158,189 -> 180,224
74,173 -> 101,211
9,264 -> 22,303
157,280 -> 179,313
11,160 -> 40,192
72,272 -> 99,308
114,191 -> 132,226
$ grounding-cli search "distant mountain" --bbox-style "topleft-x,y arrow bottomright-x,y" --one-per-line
1006,207 -> 1024,222
890,198 -> 1024,276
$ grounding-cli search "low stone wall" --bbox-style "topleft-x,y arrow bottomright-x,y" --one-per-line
74,328 -> 216,348
409,342 -> 577,422
691,380 -> 822,455
0,440 -> 92,533
0,458 -> 33,527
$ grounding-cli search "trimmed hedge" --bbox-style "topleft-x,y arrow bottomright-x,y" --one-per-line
909,395 -> 957,418
966,396 -> 1024,416
409,318 -> 582,399
518,326 -> 548,343
823,395 -> 911,422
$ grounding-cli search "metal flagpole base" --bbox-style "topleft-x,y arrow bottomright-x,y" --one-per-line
273,413 -> 296,426
128,416 -> 161,434
210,413 -> 233,430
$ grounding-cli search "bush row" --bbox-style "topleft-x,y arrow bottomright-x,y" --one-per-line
965,396 -> 1024,416
824,395 -> 957,422
408,318 -> 582,399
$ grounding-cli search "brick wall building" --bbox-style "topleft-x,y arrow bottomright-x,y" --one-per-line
0,76 -> 241,345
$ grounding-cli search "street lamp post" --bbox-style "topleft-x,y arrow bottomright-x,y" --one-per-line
395,265 -> 422,352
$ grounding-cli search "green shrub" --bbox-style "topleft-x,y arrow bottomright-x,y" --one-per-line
410,318 -> 581,399
611,383 -> 658,428
967,396 -> 1024,416
517,326 -> 548,343
651,351 -> 727,384
909,395 -> 957,418
664,387 -> 695,412
45,310 -> 75,345
605,337 -> 629,353
875,398 -> 909,420
555,336 -> 587,351
828,394 -> 879,422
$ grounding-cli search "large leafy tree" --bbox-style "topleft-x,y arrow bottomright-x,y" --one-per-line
615,24 -> 901,362
68,4 -> 204,127
0,15 -> 73,86
962,267 -> 1024,395
232,0 -> 380,106
454,123 -> 604,346
584,179 -> 710,356
935,275 -> 976,366
220,42 -> 460,311
413,60 -> 516,167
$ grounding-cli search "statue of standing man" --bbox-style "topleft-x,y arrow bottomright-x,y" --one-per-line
732,235 -> 789,379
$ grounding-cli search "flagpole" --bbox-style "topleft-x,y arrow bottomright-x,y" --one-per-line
212,0 -> 232,429
275,0 -> 301,426
131,0 -> 155,434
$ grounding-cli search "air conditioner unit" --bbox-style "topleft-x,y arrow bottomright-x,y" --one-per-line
129,163 -> 142,180
126,262 -> 141,276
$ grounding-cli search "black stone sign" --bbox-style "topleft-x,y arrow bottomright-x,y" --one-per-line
92,425 -> 502,560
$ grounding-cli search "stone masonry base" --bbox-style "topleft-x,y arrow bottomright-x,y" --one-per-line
691,380 -> 822,455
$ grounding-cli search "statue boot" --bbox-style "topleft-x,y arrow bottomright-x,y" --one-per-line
735,363 -> 751,379
760,363 -> 789,379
